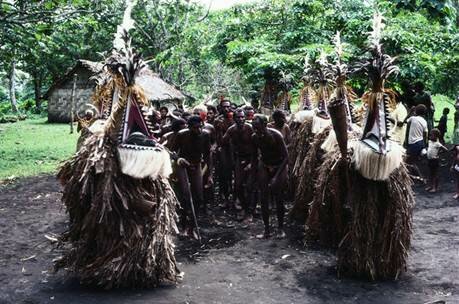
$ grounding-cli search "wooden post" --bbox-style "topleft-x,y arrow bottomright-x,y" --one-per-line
70,74 -> 77,134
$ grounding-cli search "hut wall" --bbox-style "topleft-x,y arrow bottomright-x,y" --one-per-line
48,67 -> 96,123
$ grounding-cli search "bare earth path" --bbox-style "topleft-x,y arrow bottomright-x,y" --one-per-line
0,173 -> 458,304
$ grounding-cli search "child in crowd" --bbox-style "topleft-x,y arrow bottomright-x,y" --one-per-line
452,145 -> 459,199
436,107 -> 449,144
426,128 -> 447,193
453,98 -> 459,144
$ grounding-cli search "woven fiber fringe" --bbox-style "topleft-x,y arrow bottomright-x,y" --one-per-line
321,126 -> 362,154
312,115 -> 332,134
337,164 -> 414,280
290,119 -> 317,190
293,110 -> 315,124
56,135 -> 180,289
118,146 -> 172,179
351,140 -> 404,181
288,119 -> 312,197
289,126 -> 331,222
305,150 -> 349,247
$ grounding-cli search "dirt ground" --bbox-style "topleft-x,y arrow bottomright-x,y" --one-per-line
0,166 -> 458,304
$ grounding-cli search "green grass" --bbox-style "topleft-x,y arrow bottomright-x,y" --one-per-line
0,117 -> 78,180
432,94 -> 456,143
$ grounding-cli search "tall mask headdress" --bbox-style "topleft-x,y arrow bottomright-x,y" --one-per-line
312,51 -> 334,119
354,13 -> 399,154
328,31 -> 354,158
101,30 -> 171,179
300,55 -> 314,110
351,12 -> 403,181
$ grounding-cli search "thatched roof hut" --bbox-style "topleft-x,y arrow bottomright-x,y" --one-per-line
45,60 -> 185,123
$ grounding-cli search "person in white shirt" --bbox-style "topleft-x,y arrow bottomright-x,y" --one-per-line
426,128 -> 448,193
389,99 -> 407,145
405,104 -> 428,160
403,104 -> 429,183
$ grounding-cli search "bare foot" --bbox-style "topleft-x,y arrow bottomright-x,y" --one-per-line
256,230 -> 271,239
242,214 -> 253,225
428,189 -> 437,193
454,194 -> 459,199
187,228 -> 199,240
275,229 -> 286,239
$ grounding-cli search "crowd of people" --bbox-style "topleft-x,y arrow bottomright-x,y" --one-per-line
147,98 -> 291,240
392,81 -> 459,196
116,80 -> 459,240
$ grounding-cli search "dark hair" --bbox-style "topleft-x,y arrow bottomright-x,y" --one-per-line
443,107 -> 450,115
188,115 -> 202,126
415,104 -> 427,116
253,114 -> 268,126
159,106 -> 169,112
172,109 -> 183,116
414,81 -> 425,91
272,109 -> 286,122
235,108 -> 245,116
430,128 -> 440,138
171,118 -> 186,132
207,105 -> 217,113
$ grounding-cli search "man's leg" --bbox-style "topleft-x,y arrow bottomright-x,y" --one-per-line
217,149 -> 229,203
258,162 -> 271,237
203,151 -> 215,211
189,165 -> 204,214
234,159 -> 247,217
175,165 -> 193,232
271,165 -> 288,238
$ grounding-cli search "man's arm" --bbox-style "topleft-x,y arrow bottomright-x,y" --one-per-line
202,133 -> 211,168
221,125 -> 234,146
423,123 -> 428,145
405,120 -> 411,147
250,134 -> 259,172
284,125 -> 292,148
272,131 -> 288,184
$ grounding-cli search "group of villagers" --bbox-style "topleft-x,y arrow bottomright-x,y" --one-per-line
54,13 -> 418,290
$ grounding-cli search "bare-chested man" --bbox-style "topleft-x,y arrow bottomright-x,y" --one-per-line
252,114 -> 288,238
214,99 -> 234,206
267,109 -> 292,148
193,106 -> 216,212
170,115 -> 211,238
223,109 -> 255,222
206,105 -> 218,125
160,118 -> 186,149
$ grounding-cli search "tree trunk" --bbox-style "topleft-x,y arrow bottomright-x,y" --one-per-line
33,75 -> 42,111
260,76 -> 279,109
9,60 -> 18,113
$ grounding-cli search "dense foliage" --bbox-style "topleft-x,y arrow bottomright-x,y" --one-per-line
0,0 -> 458,115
